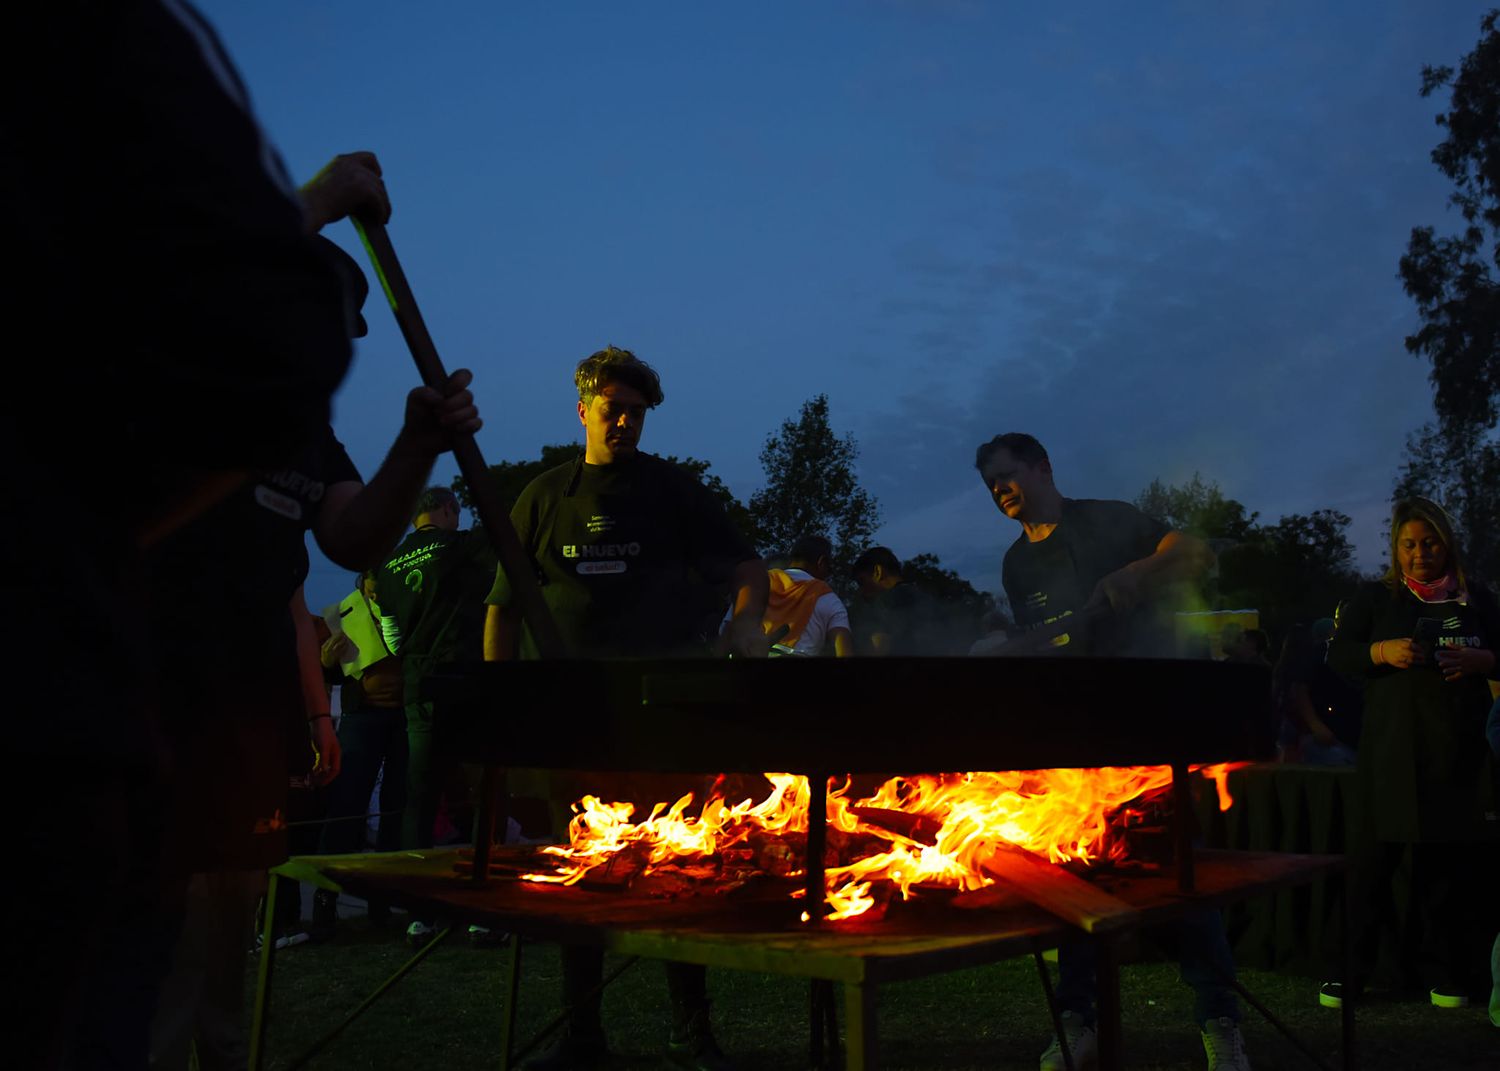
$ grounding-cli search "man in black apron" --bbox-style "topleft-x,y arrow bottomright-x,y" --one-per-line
485,346 -> 768,1070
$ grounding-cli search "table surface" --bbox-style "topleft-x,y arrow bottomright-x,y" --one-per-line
274,847 -> 1343,985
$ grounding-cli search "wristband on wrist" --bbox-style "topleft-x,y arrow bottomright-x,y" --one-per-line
1370,640 -> 1386,665
308,713 -> 332,723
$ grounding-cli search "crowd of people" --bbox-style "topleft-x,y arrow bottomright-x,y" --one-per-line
11,5 -> 1496,1071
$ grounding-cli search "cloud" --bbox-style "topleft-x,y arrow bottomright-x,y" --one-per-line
856,10 -> 1450,586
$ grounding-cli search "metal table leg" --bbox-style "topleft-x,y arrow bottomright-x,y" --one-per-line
249,870 -> 280,1071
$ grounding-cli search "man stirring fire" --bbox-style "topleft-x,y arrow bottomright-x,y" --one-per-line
484,346 -> 768,1070
975,432 -> 1252,1071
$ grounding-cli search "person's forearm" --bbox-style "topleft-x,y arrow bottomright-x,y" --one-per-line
320,431 -> 437,569
831,628 -> 853,658
290,589 -> 331,719
484,603 -> 521,662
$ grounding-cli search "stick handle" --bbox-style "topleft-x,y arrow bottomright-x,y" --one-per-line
351,218 -> 569,660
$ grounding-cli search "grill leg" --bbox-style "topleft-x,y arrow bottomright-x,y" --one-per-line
1094,938 -> 1123,1071
843,980 -> 877,1071
806,771 -> 828,921
471,764 -> 504,885
1171,762 -> 1195,893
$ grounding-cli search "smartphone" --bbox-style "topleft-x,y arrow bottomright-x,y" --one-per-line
1412,617 -> 1442,663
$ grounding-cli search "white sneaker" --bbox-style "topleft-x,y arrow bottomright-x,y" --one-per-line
1039,1010 -> 1098,1071
405,920 -> 437,949
1201,1017 -> 1250,1071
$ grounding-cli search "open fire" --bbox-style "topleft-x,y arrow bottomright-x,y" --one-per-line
522,765 -> 1243,921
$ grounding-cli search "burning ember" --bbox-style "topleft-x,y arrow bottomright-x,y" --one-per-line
523,766 -> 1244,921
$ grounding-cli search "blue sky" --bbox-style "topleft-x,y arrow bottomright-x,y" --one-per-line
196,0 -> 1491,615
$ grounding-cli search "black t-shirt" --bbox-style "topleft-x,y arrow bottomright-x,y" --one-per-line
146,426 -> 361,871
486,452 -> 758,659
1001,497 -> 1171,657
376,525 -> 497,697
149,424 -> 361,639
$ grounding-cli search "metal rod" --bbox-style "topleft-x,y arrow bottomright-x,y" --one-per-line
284,810 -> 400,830
1170,761 -> 1195,893
284,927 -> 453,1071
471,764 -> 503,885
804,771 -> 828,922
1032,949 -> 1076,1071
349,217 -> 568,662
509,955 -> 640,1065
499,937 -> 524,1070
248,872 -> 281,1071
1228,979 -> 1338,1071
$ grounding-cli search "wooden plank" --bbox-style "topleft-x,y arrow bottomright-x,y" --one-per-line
979,847 -> 1141,935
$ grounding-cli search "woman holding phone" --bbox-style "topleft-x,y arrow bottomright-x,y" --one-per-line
1325,497 -> 1499,1010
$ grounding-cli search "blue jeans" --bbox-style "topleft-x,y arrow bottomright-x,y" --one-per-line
319,703 -> 408,855
1056,908 -> 1240,1026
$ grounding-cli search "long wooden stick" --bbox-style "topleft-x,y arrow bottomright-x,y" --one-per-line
351,218 -> 568,660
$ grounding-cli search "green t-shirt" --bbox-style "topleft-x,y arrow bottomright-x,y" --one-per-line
486,452 -> 757,659
376,525 -> 497,698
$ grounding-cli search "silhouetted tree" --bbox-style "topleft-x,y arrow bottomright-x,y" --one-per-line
1219,510 -> 1360,640
1135,476 -> 1362,639
1398,9 -> 1499,437
1134,473 -> 1260,543
1394,10 -> 1499,584
749,394 -> 881,578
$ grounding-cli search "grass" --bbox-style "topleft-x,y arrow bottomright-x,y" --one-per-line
249,917 -> 1498,1069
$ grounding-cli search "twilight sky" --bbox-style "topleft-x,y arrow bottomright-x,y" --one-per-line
196,0 -> 1490,615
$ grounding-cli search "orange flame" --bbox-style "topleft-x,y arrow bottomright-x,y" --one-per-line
524,764 -> 1245,921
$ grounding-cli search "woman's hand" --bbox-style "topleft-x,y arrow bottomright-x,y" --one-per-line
320,631 -> 357,669
1434,646 -> 1495,682
1372,638 -> 1422,669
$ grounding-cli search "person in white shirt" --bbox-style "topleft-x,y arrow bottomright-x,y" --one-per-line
726,534 -> 853,657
